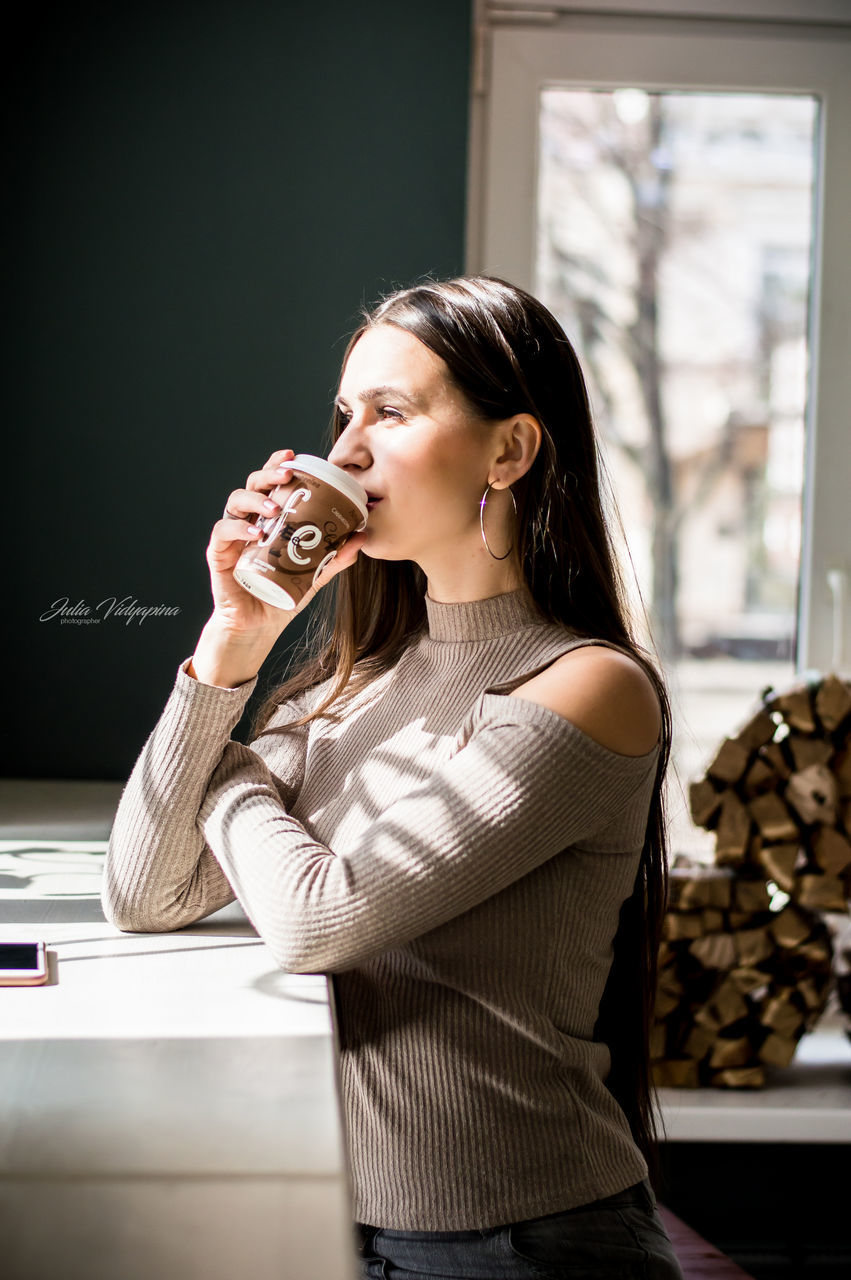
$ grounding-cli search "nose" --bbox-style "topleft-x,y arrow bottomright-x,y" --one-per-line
328,415 -> 372,473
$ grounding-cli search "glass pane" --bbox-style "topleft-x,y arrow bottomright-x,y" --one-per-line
535,89 -> 818,855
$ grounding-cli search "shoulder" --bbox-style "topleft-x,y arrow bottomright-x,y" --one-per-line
508,643 -> 662,757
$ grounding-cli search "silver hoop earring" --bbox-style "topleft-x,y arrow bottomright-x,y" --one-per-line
479,484 -> 517,561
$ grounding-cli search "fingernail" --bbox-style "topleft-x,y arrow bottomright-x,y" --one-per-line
263,498 -> 279,510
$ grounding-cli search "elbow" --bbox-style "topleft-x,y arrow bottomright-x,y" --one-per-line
264,936 -> 325,975
101,871 -> 188,935
101,888 -> 170,934
260,919 -> 370,976
101,873 -> 138,932
252,914 -> 334,974
102,899 -> 144,933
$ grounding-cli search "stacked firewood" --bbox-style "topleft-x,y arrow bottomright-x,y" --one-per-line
652,860 -> 833,1087
652,672 -> 850,1087
688,674 -> 851,906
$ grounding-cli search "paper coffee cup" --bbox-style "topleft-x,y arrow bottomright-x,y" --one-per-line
233,455 -> 368,610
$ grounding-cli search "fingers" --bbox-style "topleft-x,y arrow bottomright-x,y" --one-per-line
260,447 -> 296,472
245,448 -> 298,493
216,510 -> 263,543
218,450 -> 299,540
220,488 -> 279,527
303,530 -> 367,598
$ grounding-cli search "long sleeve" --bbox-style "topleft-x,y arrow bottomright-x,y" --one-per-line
103,593 -> 665,1232
196,692 -> 658,974
102,658 -> 309,933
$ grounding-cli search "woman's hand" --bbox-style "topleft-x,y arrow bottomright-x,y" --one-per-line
190,448 -> 365,688
208,447 -> 366,635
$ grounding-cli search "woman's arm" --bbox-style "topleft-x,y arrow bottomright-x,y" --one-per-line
102,656 -> 317,932
103,446 -> 364,932
196,687 -> 658,974
102,657 -> 258,932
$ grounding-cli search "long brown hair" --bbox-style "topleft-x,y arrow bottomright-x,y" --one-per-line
250,275 -> 671,1178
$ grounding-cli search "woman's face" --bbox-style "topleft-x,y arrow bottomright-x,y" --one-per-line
328,324 -> 501,570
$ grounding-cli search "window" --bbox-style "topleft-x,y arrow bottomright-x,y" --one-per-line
470,4 -> 851,853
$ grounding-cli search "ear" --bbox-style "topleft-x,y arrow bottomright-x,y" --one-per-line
489,414 -> 542,487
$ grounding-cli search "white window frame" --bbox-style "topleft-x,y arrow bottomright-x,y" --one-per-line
467,1 -> 851,674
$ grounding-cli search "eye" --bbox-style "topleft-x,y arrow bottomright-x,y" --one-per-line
379,405 -> 406,422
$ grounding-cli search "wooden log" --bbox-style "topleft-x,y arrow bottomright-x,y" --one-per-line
654,987 -> 681,1018
656,972 -> 683,1018
705,871 -> 734,909
715,793 -> 752,862
691,932 -> 737,970
769,686 -> 816,733
785,763 -> 837,827
662,912 -> 705,941
734,927 -> 774,967
758,1032 -> 798,1067
728,967 -> 769,996
693,1001 -> 725,1032
733,878 -> 771,914
711,1065 -> 765,1088
813,826 -> 851,876
798,975 -> 828,1012
814,673 -> 851,731
652,1059 -> 699,1088
755,842 -> 799,892
742,756 -> 779,796
770,906 -> 812,949
735,709 -> 778,752
795,934 -> 832,965
708,977 -> 750,1025
727,910 -> 756,930
835,744 -> 851,799
707,738 -> 751,784
788,735 -> 834,772
796,873 -> 847,912
683,1024 -> 717,1060
709,1037 -> 752,1069
748,792 -> 798,842
841,798 -> 851,838
668,863 -> 732,910
689,777 -> 722,827
760,991 -> 804,1037
758,742 -> 792,780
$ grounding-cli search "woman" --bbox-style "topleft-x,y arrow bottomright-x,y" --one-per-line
104,276 -> 683,1279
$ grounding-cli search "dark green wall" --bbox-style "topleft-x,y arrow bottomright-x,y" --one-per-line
3,0 -> 472,779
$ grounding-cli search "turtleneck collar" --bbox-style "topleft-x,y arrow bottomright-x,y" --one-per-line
424,588 -> 544,643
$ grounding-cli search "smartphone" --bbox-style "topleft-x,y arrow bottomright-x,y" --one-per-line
0,942 -> 49,986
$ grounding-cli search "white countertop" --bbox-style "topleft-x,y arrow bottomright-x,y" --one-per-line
3,836 -> 851,1279
0,841 -> 355,1280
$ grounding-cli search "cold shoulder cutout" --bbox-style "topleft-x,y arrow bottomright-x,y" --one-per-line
507,642 -> 662,757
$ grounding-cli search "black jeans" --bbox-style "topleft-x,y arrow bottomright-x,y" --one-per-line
356,1180 -> 684,1279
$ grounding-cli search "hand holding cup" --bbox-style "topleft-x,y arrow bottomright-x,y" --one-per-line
208,448 -> 367,636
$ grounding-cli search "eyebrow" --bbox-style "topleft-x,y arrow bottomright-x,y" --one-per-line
335,384 -> 425,411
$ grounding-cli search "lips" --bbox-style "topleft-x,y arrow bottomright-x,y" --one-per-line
365,493 -> 383,512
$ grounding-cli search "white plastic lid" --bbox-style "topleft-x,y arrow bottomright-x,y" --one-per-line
289,454 -> 368,524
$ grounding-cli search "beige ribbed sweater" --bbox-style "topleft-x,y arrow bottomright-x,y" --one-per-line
103,589 -> 658,1231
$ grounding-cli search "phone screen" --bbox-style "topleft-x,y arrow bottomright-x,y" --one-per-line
0,942 -> 49,984
0,944 -> 42,969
